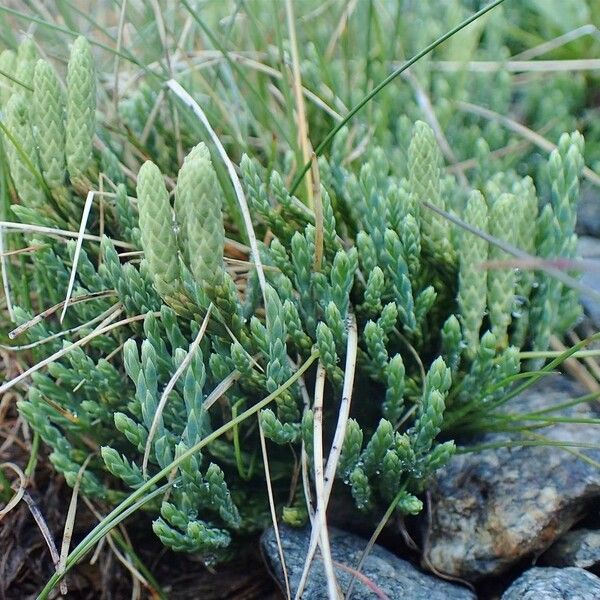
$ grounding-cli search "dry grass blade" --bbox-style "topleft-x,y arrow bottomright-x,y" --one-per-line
141,88 -> 166,144
94,137 -> 139,184
566,330 -> 600,383
0,224 -> 14,321
21,489 -> 68,595
172,12 -> 195,61
142,304 -> 213,477
57,455 -> 94,586
0,312 -> 156,395
326,0 -> 359,58
202,368 -> 241,411
258,419 -> 292,600
480,257 -> 600,272
324,312 -> 357,499
510,24 -> 600,61
82,498 -> 154,593
0,220 -> 134,249
0,243 -> 45,258
104,537 -> 143,598
60,190 -> 95,322
112,0 -> 128,117
295,363 -> 341,600
345,489 -> 405,600
4,304 -> 120,355
448,138 -> 534,173
457,100 -> 600,187
234,55 -> 345,120
300,0 -> 338,22
297,368 -> 316,522
333,561 -> 389,600
311,155 -> 324,271
177,53 -> 344,121
150,0 -> 183,165
285,0 -> 314,209
94,305 -> 125,332
314,362 -> 340,599
9,290 -> 117,339
548,335 -> 600,393
0,461 -> 26,520
422,200 -> 600,304
295,313 -> 357,598
431,59 -> 600,72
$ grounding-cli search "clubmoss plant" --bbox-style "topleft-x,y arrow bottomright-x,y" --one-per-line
32,59 -> 70,210
65,36 -> 96,186
0,21 -> 589,570
14,37 -> 37,93
4,93 -> 46,211
136,160 -> 184,307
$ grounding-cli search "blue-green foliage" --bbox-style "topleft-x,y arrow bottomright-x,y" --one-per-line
3,6 -> 592,561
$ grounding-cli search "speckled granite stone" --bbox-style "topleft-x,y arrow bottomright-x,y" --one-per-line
501,567 -> 600,600
424,375 -> 600,580
541,529 -> 600,569
261,525 -> 475,599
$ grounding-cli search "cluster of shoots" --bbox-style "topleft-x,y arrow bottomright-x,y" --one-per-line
0,27 -> 586,568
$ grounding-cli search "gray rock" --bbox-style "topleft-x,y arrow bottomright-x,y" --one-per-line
576,185 -> 600,238
261,525 -> 475,599
424,376 -> 600,580
541,529 -> 600,569
577,236 -> 600,328
501,567 -> 600,600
